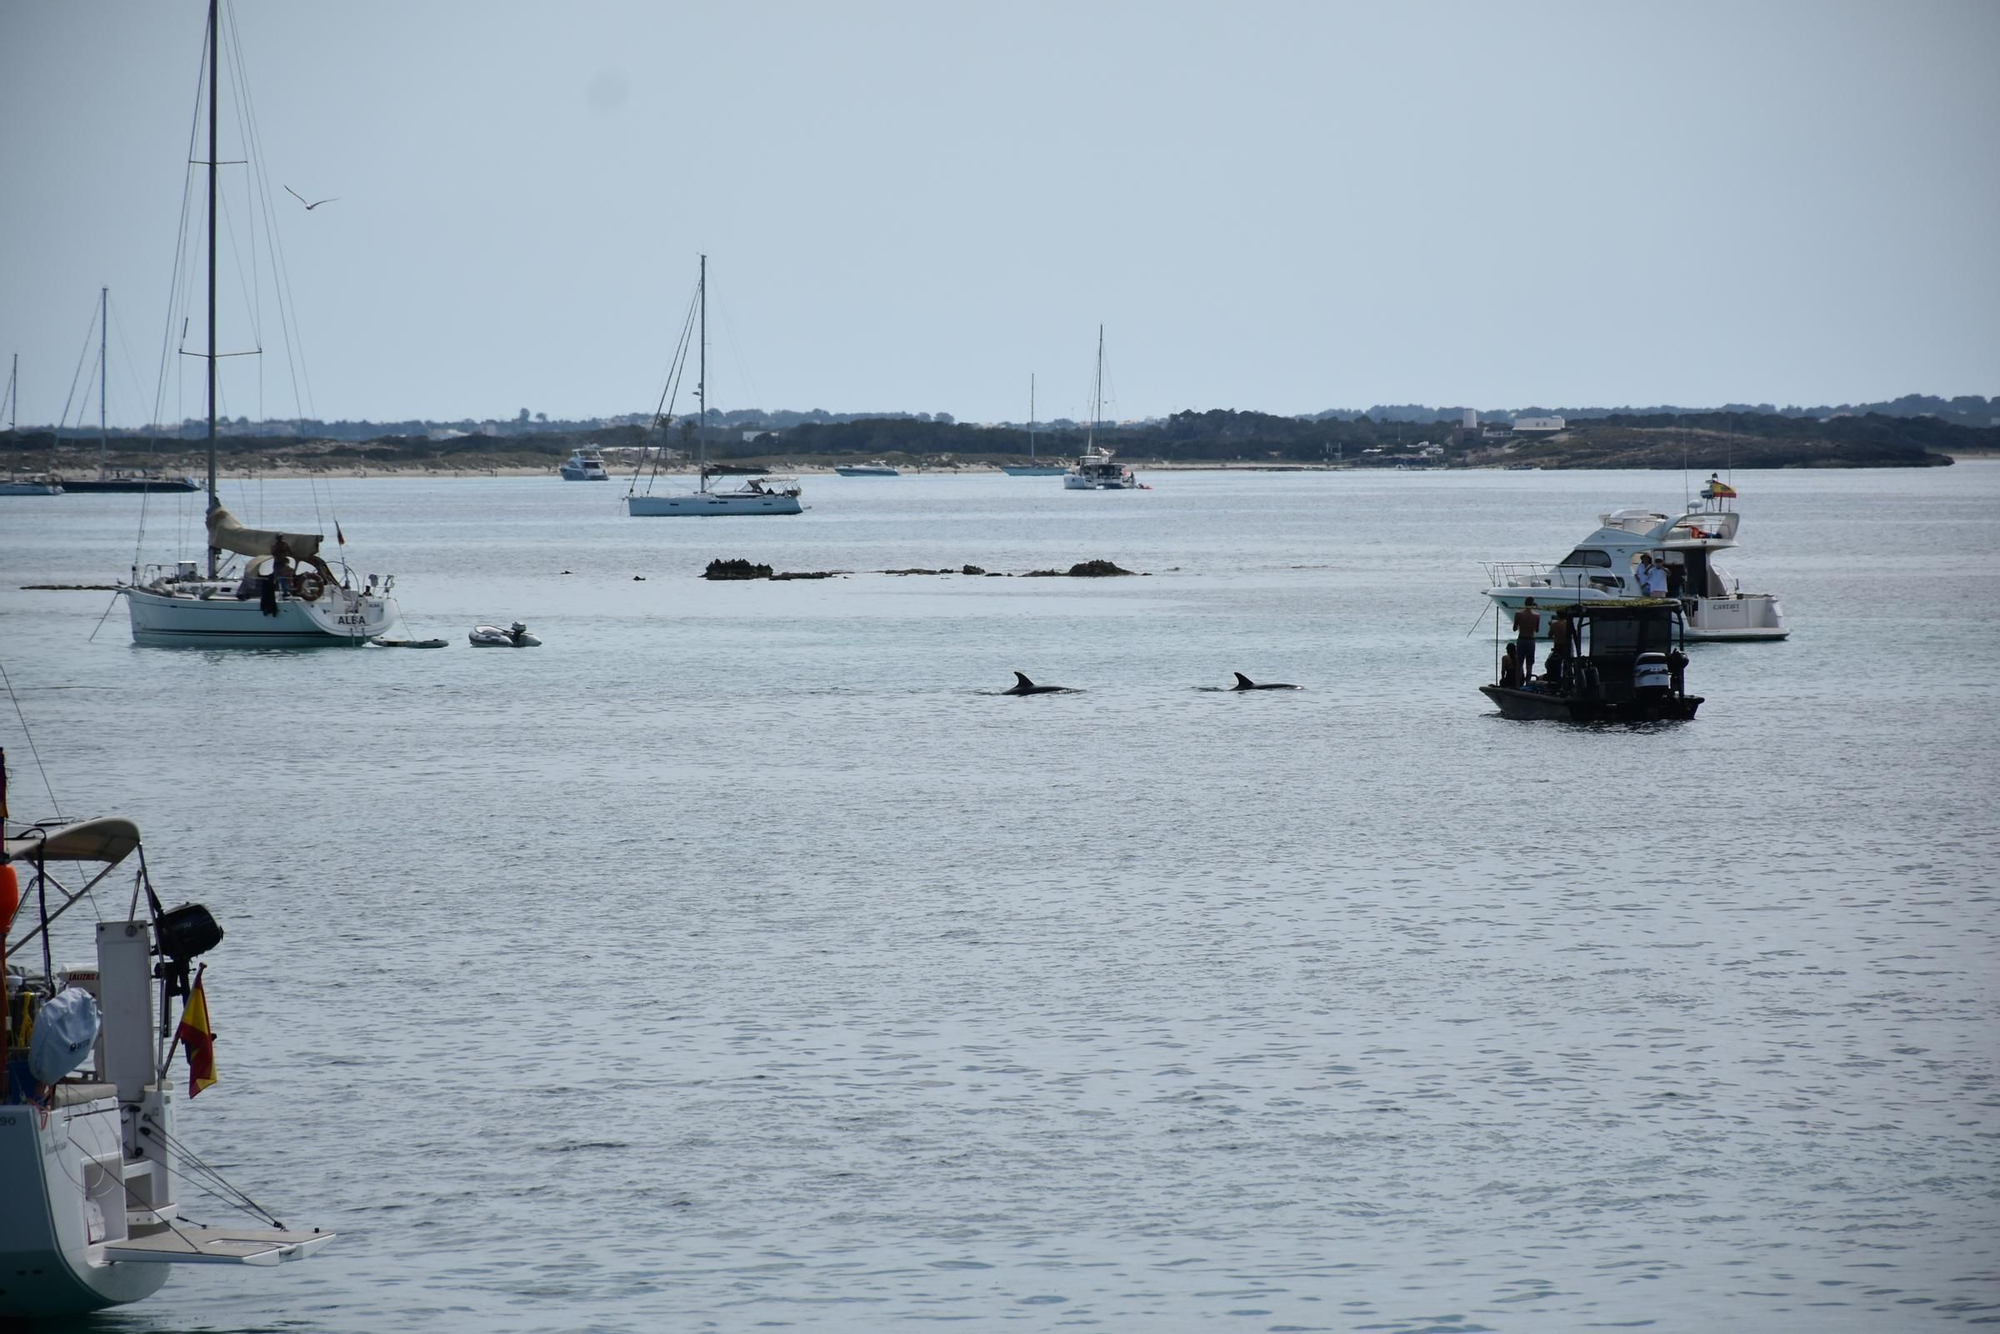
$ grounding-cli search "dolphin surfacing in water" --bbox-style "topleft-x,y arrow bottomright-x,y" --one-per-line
1004,671 -> 1075,695
1232,672 -> 1299,691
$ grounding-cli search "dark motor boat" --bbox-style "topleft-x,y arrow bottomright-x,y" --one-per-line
1482,599 -> 1703,722
56,469 -> 201,493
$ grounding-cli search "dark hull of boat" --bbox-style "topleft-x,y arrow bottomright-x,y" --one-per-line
58,477 -> 201,493
1481,684 -> 1703,723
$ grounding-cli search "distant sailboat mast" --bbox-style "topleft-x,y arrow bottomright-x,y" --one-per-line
697,253 -> 708,493
205,0 -> 219,575
1088,324 -> 1104,450
97,286 -> 107,478
1029,373 -> 1036,463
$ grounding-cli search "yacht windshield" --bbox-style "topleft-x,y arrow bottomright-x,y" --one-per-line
1558,548 -> 1613,568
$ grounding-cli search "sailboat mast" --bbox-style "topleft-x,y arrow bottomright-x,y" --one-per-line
697,253 -> 707,491
6,353 -> 15,431
204,0 -> 219,573
1029,373 -> 1036,462
1087,324 -> 1103,452
98,286 -> 107,478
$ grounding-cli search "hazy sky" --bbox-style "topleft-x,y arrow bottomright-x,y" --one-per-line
3,0 -> 1996,427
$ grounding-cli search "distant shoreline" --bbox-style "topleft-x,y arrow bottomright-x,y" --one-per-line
14,455 -> 1980,483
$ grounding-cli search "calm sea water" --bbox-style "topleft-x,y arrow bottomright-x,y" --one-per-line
2,465 -> 1996,1333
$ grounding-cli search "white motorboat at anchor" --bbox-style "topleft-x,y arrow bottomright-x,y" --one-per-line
559,449 -> 609,481
1480,478 -> 1788,641
470,621 -> 541,646
2,796 -> 335,1316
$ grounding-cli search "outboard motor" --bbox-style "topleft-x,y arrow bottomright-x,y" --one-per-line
1634,652 -> 1671,698
146,873 -> 224,1000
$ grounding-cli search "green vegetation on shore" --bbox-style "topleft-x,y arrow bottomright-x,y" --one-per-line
3,406 -> 1979,476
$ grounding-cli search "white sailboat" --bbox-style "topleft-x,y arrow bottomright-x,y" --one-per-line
1063,327 -> 1142,490
0,353 -> 63,495
1,755 -> 334,1316
627,256 -> 803,517
117,0 -> 400,647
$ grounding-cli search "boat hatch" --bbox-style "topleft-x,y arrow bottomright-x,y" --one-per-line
102,1226 -> 336,1267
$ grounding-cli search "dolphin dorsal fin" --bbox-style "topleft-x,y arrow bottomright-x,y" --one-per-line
1234,672 -> 1253,688
1014,671 -> 1033,688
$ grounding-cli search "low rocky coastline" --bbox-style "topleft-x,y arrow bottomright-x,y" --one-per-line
5,410 -> 1978,480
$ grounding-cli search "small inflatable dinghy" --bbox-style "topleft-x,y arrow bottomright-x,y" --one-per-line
371,637 -> 448,649
470,621 -> 541,647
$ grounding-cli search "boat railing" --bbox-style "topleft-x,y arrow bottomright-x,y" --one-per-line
1483,561 -> 1562,588
1669,510 -> 1740,541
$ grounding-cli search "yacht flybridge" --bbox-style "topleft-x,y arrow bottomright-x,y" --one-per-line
1480,480 -> 1787,641
1,805 -> 334,1317
115,0 -> 402,648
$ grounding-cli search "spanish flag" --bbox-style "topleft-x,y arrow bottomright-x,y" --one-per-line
175,967 -> 218,1098
1704,477 -> 1737,499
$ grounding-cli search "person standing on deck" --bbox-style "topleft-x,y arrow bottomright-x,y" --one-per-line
1512,598 -> 1541,677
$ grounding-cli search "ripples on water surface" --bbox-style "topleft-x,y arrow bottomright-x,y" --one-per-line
2,466 -> 1996,1332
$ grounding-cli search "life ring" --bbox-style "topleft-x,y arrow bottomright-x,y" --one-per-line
294,571 -> 326,602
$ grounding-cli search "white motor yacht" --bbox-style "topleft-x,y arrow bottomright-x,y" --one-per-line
1481,480 -> 1787,641
558,449 -> 608,481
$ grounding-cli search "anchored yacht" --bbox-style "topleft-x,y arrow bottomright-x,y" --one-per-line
558,449 -> 609,481
627,256 -> 804,517
1481,481 -> 1787,641
1061,328 -> 1143,490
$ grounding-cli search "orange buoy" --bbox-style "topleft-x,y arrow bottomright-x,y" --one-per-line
0,862 -> 17,936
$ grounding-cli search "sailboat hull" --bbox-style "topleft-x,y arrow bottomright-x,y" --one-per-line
124,586 -> 397,647
0,1093 -> 173,1316
59,477 -> 201,494
627,493 -> 802,516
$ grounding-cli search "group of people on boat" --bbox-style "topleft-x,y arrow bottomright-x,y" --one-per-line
1502,598 -> 1577,691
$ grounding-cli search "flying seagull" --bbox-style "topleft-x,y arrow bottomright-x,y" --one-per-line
284,185 -> 338,210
